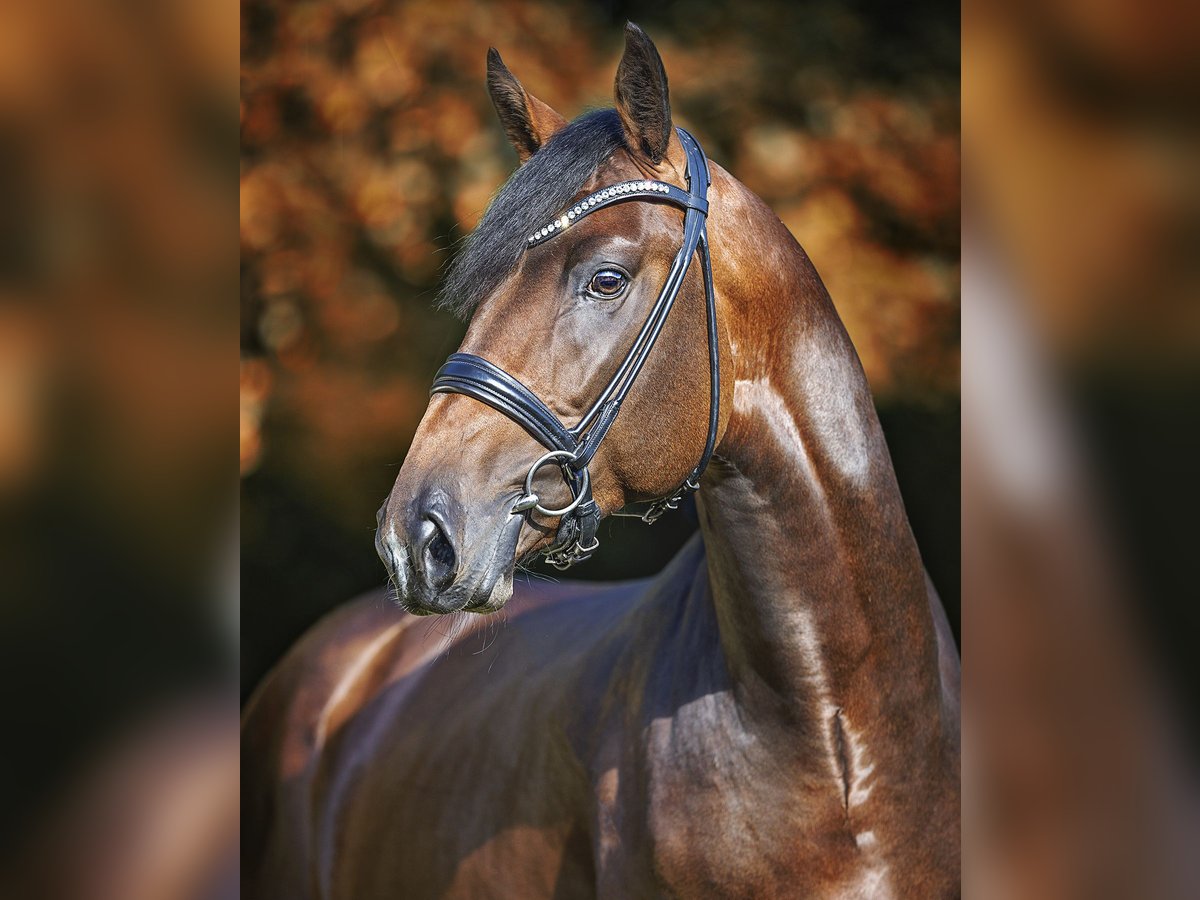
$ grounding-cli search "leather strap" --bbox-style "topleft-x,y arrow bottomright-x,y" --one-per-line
432,354 -> 576,454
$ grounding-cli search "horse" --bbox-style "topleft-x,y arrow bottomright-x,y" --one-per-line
242,23 -> 960,898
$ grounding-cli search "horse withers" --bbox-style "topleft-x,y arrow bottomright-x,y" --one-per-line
243,23 -> 960,899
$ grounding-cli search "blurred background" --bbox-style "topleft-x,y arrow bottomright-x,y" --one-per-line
239,0 -> 962,697
0,1 -> 237,897
963,0 -> 1200,895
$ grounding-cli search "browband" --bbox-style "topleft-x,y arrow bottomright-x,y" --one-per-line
430,127 -> 719,570
525,179 -> 707,249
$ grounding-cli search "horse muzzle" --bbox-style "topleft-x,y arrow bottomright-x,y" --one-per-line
375,491 -> 523,615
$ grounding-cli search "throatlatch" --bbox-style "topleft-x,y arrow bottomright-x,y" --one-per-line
430,127 -> 720,570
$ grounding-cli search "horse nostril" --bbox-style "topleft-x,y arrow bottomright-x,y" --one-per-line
423,518 -> 457,590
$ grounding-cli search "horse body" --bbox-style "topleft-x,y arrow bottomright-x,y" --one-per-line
244,24 -> 959,897
245,543 -> 956,899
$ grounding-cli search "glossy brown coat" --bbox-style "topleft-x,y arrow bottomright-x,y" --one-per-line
243,24 -> 960,899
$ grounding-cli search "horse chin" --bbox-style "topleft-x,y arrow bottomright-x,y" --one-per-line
463,570 -> 514,614
399,562 -> 513,617
457,513 -> 522,614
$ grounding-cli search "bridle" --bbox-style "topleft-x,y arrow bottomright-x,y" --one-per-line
430,127 -> 719,570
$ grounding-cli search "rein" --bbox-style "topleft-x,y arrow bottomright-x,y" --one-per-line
431,127 -> 719,569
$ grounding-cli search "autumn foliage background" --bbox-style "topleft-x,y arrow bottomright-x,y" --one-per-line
240,0 -> 960,690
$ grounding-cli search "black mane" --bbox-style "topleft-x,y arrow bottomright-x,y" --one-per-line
437,108 -> 627,317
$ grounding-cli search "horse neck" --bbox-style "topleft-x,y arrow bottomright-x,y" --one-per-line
697,170 -> 946,755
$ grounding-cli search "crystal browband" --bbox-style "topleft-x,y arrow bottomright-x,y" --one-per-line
526,179 -> 698,248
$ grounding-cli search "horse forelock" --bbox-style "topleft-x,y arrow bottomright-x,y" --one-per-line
437,108 -> 628,318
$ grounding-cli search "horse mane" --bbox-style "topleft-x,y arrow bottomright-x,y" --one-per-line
437,108 -> 627,318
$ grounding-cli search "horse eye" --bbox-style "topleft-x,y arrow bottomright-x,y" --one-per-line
588,269 -> 627,298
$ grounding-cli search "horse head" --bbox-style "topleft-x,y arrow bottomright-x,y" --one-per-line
377,24 -> 726,615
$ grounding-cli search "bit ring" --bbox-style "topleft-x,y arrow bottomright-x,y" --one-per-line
515,450 -> 588,517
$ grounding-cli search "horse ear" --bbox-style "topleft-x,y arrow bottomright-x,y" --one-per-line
613,22 -> 678,166
486,48 -> 567,163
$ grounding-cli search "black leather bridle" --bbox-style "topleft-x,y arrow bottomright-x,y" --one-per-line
430,127 -> 719,570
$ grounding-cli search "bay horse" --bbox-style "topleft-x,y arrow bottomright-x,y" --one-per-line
243,23 -> 960,898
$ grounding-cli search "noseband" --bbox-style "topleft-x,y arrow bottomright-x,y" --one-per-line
430,127 -> 720,569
